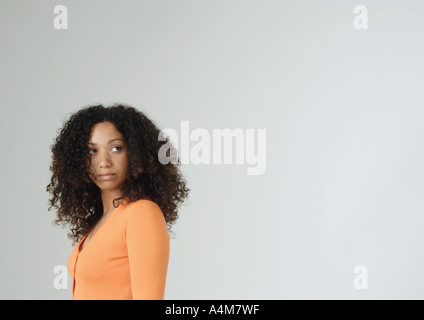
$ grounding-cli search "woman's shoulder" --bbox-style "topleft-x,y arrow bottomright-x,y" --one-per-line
120,198 -> 169,238
122,198 -> 160,211
120,198 -> 165,223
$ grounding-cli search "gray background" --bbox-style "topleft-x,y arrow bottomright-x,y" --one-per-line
1,0 -> 423,299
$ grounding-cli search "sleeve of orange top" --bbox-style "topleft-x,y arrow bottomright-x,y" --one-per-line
125,200 -> 170,300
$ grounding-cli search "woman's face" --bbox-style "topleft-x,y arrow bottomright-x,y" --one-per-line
87,121 -> 129,193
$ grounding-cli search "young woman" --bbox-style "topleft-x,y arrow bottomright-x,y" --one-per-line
47,104 -> 189,300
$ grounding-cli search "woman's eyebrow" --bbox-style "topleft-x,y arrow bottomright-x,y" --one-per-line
88,138 -> 123,146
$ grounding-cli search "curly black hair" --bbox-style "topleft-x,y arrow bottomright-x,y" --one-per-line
46,103 -> 190,244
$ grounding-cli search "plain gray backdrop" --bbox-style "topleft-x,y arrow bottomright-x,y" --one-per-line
1,0 -> 424,299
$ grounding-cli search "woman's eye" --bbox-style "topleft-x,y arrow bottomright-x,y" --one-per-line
89,149 -> 97,154
111,146 -> 122,152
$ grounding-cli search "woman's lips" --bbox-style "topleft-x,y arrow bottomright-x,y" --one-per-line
97,174 -> 115,180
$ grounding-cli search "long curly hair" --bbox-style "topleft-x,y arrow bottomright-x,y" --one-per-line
47,103 -> 190,244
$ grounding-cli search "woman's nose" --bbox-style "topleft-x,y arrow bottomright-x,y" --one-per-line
97,151 -> 112,168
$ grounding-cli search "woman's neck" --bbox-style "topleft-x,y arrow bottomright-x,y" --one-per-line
101,189 -> 123,215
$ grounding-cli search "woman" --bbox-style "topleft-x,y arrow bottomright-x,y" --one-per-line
46,104 -> 190,300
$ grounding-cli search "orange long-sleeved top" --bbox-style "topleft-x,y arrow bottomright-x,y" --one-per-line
67,199 -> 170,300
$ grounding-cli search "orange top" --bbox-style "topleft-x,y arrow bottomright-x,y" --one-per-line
67,199 -> 170,300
